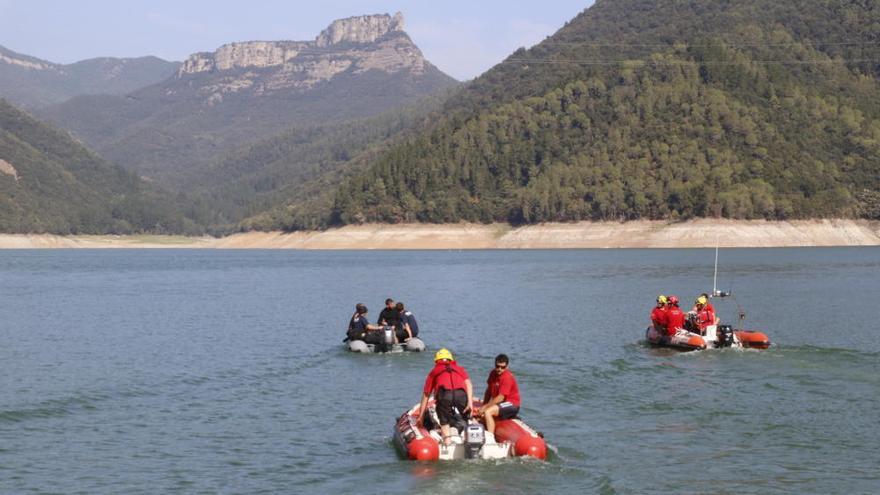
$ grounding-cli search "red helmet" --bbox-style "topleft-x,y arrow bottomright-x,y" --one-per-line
668,295 -> 679,305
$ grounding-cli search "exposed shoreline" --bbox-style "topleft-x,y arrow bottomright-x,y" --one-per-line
1,219 -> 879,249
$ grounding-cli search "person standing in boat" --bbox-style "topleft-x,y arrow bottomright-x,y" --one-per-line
346,304 -> 384,343
476,353 -> 521,434
378,298 -> 400,328
394,301 -> 419,343
665,296 -> 687,338
651,295 -> 668,333
417,348 -> 474,446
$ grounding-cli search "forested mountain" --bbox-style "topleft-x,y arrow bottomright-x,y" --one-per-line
0,45 -> 179,108
38,13 -> 458,184
0,99 -> 194,234
326,0 -> 880,226
181,93 -> 449,232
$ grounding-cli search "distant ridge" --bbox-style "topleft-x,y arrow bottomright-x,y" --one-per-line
0,45 -> 179,108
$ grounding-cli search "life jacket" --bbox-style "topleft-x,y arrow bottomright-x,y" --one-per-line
695,307 -> 715,330
432,362 -> 467,392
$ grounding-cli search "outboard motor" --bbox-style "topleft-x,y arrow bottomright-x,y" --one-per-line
717,325 -> 735,348
382,326 -> 395,345
464,422 -> 486,459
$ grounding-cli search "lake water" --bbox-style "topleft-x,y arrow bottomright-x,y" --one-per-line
1,248 -> 878,494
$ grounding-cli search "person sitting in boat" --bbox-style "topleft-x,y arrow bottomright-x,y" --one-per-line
690,293 -> 718,316
394,301 -> 419,343
664,296 -> 687,338
476,353 -> 521,434
346,304 -> 384,343
691,295 -> 719,335
378,298 -> 400,328
651,295 -> 668,333
417,348 -> 474,446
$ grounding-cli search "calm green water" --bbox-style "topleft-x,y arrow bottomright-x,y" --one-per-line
1,248 -> 878,494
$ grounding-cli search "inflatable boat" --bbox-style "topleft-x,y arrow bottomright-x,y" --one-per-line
645,324 -> 771,351
392,398 -> 546,461
346,326 -> 426,353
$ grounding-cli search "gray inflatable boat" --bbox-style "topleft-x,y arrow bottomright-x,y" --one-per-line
347,327 -> 426,353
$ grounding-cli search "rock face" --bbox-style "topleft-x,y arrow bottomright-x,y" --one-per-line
0,51 -> 53,71
315,12 -> 405,47
0,159 -> 19,182
177,13 -> 426,96
179,42 -> 308,74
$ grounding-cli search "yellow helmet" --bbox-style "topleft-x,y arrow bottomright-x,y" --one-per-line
434,348 -> 454,362
696,296 -> 708,306
657,295 -> 667,304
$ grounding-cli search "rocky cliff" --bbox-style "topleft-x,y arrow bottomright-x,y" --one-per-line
315,12 -> 405,47
176,13 -> 426,98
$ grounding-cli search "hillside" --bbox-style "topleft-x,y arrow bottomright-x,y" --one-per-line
327,0 -> 880,226
177,93 -> 448,232
0,99 -> 193,234
0,45 -> 179,108
38,13 -> 458,184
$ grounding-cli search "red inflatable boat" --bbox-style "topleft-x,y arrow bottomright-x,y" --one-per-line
645,324 -> 771,351
393,398 -> 546,461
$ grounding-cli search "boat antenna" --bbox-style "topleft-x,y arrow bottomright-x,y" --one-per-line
711,238 -> 731,298
713,241 -> 719,297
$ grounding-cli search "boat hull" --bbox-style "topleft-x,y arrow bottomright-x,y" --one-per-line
734,330 -> 771,349
645,326 -> 771,351
645,326 -> 706,351
393,399 -> 546,461
348,337 -> 425,353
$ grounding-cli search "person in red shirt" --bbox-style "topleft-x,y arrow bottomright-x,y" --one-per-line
651,295 -> 668,333
665,296 -> 686,337
417,348 -> 474,445
476,354 -> 521,434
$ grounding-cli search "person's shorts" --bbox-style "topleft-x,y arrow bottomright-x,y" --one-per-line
395,327 -> 409,342
497,401 -> 519,420
435,388 -> 468,426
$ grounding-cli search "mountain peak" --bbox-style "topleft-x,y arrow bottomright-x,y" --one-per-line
315,12 -> 405,47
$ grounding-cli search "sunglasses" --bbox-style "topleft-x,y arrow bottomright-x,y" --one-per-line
495,364 -> 507,370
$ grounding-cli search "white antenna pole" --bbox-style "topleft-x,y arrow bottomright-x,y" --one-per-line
713,240 -> 719,296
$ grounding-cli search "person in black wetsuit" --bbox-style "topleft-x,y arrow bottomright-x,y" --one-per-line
378,298 -> 400,328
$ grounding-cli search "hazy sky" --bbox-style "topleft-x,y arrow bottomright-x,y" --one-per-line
0,0 -> 594,80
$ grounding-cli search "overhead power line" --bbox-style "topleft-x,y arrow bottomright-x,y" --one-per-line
533,41 -> 880,48
502,58 -> 878,66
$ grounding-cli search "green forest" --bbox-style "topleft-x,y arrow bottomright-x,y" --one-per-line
0,99 -> 196,234
326,0 -> 880,227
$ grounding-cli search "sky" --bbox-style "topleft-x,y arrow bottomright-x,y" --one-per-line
0,0 -> 594,81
